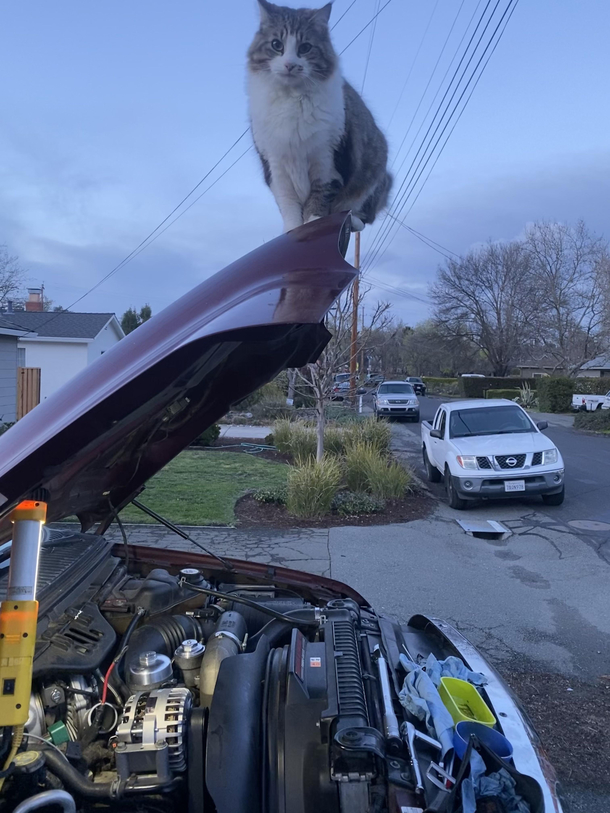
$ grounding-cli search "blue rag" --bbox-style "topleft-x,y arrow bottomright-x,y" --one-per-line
398,654 -> 455,756
423,653 -> 488,688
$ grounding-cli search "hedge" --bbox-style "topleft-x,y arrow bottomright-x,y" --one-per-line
572,377 -> 610,395
459,377 -> 536,398
422,377 -> 459,395
484,388 -> 520,400
574,410 -> 610,432
536,377 -> 574,413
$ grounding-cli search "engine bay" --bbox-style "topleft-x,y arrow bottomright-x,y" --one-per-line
0,528 -> 544,813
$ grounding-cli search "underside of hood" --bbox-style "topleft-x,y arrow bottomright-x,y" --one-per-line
0,213 -> 355,539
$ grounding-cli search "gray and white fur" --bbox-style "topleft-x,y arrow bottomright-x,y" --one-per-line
247,0 -> 392,232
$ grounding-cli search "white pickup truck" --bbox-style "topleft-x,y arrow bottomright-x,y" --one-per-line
421,399 -> 565,509
572,390 -> 610,411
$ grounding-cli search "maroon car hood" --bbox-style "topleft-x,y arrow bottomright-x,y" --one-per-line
0,214 -> 355,538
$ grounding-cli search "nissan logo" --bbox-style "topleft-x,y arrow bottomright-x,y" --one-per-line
506,457 -> 518,467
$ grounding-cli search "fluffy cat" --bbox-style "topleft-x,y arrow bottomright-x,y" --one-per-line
247,0 -> 392,232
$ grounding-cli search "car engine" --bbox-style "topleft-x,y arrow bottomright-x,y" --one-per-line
0,530 -> 432,813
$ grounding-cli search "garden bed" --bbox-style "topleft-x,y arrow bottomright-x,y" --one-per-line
235,491 -> 435,528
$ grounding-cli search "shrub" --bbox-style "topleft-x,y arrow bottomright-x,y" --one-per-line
344,417 -> 392,455
345,441 -> 377,492
0,421 -> 14,436
364,457 -> 412,499
324,426 -> 345,457
422,377 -> 459,395
289,425 -> 318,464
192,424 -> 220,447
484,388 -> 521,400
572,377 -> 610,395
537,377 -> 575,413
286,457 -> 342,517
516,383 -> 538,409
273,419 -> 293,453
332,491 -> 385,516
573,410 -> 610,432
253,486 -> 287,504
459,377 -> 535,398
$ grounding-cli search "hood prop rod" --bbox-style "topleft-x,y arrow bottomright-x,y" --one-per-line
130,498 -> 234,571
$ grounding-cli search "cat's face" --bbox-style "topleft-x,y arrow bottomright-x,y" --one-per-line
248,1 -> 336,86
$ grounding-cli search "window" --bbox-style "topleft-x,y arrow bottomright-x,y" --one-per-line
378,383 -> 415,395
17,348 -> 25,368
449,405 -> 535,438
434,409 -> 446,436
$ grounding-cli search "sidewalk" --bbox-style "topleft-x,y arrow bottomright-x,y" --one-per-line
528,410 -> 574,428
219,424 -> 272,439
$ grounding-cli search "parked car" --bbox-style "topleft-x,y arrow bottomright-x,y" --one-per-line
366,372 -> 384,385
571,389 -> 610,411
331,380 -> 350,400
460,373 -> 486,377
373,380 -> 420,421
421,398 -> 565,509
334,372 -> 351,384
0,215 -> 563,813
405,376 -> 427,396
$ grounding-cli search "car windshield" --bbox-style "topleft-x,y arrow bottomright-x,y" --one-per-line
449,405 -> 535,438
378,384 -> 414,395
335,373 -> 350,382
408,378 -> 423,383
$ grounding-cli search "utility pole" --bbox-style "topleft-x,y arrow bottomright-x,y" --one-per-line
350,231 -> 361,402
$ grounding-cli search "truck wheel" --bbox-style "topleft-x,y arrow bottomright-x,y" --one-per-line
542,486 -> 565,506
445,466 -> 467,510
423,448 -> 441,483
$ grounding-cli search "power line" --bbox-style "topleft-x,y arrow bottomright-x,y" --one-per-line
364,0 -> 518,275
366,275 -> 431,305
339,0 -> 393,54
364,0 -> 498,272
383,213 -> 458,260
332,0 -> 359,31
360,0 -> 381,93
386,0 -> 441,131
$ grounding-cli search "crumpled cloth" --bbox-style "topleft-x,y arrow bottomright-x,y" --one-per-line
462,752 -> 531,813
397,653 -> 488,756
423,653 -> 487,688
398,654 -> 455,755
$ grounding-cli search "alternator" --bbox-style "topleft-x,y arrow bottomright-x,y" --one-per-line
116,687 -> 192,779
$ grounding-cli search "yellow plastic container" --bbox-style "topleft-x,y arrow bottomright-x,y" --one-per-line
439,677 -> 496,727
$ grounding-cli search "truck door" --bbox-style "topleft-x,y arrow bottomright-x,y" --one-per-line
429,408 -> 447,468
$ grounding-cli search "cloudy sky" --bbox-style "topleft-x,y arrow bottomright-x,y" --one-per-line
1,0 -> 609,325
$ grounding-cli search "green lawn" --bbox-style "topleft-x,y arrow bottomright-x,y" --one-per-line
120,450 -> 288,526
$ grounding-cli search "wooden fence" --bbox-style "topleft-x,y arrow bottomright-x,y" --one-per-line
17,367 -> 41,419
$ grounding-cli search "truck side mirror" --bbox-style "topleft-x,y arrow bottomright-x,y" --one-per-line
536,421 -> 548,430
430,429 -> 442,439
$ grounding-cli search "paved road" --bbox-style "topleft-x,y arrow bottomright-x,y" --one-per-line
397,396 -> 610,556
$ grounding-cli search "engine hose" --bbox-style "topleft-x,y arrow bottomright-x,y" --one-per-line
42,751 -> 116,799
13,789 -> 76,813
245,608 -> 319,652
43,751 -> 176,799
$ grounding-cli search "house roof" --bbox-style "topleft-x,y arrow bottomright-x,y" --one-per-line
0,312 -> 118,340
581,355 -> 610,370
0,317 -> 29,338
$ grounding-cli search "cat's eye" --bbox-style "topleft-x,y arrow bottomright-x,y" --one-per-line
271,39 -> 284,53
298,43 -> 312,55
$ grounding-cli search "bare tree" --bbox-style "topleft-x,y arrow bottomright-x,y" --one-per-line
524,221 -> 608,374
295,286 -> 391,460
431,241 -> 536,376
0,245 -> 25,309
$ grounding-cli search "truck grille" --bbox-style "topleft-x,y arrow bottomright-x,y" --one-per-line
532,452 -> 543,465
495,454 -> 526,469
389,400 -> 408,405
476,457 -> 492,469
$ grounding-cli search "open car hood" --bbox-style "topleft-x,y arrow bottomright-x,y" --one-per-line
0,213 -> 355,539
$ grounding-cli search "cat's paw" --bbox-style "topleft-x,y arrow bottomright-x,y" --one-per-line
351,215 -> 365,231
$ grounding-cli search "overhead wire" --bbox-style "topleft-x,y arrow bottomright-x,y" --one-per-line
339,0 -> 393,54
363,0 -> 499,273
360,0 -> 381,93
363,0 -> 519,276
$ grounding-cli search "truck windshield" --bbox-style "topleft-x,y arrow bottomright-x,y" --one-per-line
449,405 -> 536,438
378,384 -> 414,395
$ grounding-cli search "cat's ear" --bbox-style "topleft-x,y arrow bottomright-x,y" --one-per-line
313,2 -> 333,24
257,0 -> 276,23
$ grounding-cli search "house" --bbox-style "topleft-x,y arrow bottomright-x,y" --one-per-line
0,311 -> 124,402
0,318 -> 28,423
519,356 -> 610,379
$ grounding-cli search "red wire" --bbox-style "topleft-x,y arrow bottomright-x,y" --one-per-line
101,661 -> 116,705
